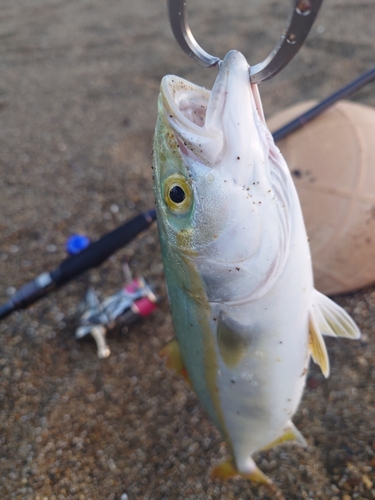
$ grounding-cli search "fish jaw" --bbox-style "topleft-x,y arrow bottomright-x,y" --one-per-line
160,50 -> 269,182
154,50 -> 294,303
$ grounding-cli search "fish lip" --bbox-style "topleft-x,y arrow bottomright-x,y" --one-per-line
207,49 -> 265,129
160,75 -> 212,136
160,49 -> 267,175
160,50 -> 264,133
160,75 -> 223,168
160,50 -> 253,132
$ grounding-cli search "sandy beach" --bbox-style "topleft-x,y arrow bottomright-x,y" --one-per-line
0,0 -> 375,498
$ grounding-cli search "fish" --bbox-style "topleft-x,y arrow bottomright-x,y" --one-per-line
152,50 -> 360,483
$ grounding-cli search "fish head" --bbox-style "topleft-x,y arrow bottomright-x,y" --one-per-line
153,50 -> 293,302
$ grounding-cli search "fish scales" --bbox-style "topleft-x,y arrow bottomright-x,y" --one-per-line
152,50 -> 360,481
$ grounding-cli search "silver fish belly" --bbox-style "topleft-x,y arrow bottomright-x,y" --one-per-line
152,50 -> 360,480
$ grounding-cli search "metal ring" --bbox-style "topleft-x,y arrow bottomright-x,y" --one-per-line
167,0 -> 324,83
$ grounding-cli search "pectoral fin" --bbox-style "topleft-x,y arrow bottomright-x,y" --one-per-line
311,289 -> 360,339
217,312 -> 251,368
308,311 -> 330,378
159,338 -> 191,386
260,421 -> 307,451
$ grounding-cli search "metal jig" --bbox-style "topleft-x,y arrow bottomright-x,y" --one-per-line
167,0 -> 323,83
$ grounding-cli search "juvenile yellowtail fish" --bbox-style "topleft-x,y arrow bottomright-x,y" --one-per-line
152,50 -> 360,483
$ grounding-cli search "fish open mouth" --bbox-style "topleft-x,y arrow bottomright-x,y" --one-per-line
160,75 -> 222,166
160,50 -> 266,171
176,91 -> 208,127
161,51 -> 264,132
161,77 -> 211,131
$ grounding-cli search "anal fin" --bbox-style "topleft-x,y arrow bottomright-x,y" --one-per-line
260,421 -> 307,451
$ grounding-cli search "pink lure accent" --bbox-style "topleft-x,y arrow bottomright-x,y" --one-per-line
133,297 -> 157,316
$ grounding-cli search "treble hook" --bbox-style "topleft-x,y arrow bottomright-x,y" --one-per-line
167,0 -> 324,83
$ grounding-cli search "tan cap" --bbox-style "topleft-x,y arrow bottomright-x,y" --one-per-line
268,100 -> 375,295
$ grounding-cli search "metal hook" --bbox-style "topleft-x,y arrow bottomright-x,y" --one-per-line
167,0 -> 324,83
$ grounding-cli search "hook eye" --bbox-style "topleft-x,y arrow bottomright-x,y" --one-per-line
167,0 -> 324,83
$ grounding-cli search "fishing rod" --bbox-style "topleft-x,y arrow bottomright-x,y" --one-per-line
1,65 -> 374,322
272,65 -> 375,141
0,209 -> 156,321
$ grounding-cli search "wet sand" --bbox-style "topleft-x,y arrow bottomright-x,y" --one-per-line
0,0 -> 375,498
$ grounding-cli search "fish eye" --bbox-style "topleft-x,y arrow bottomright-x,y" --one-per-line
164,174 -> 192,214
169,185 -> 186,204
